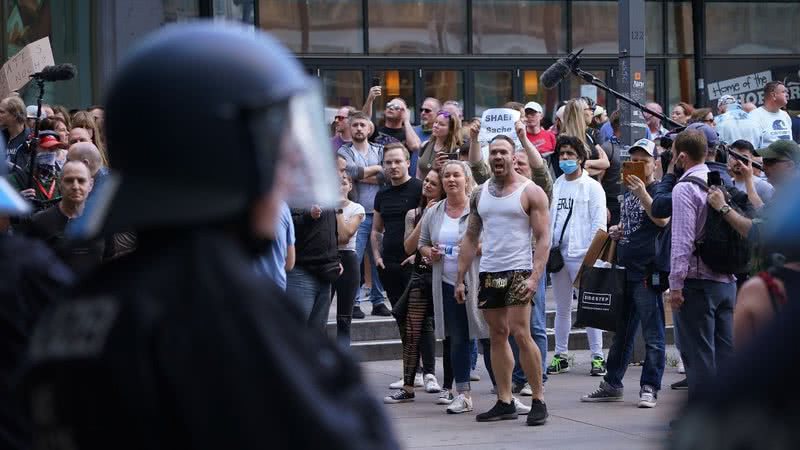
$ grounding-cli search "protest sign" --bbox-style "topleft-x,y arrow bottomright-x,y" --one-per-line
0,37 -> 55,96
477,108 -> 521,149
707,70 -> 772,104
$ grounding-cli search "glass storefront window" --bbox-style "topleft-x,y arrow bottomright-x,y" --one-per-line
474,70 -> 513,116
571,1 -> 662,54
667,58 -> 695,111
472,1 -> 566,54
667,1 -> 693,54
521,69 -> 560,121
705,2 -> 800,55
371,70 -> 416,123
569,70 -> 608,109
368,0 -> 466,54
321,70 -> 364,123
259,0 -> 363,54
213,0 -> 255,24
423,71 -> 464,112
162,0 -> 201,23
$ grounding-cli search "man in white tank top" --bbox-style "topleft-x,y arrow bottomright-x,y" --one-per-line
456,135 -> 551,426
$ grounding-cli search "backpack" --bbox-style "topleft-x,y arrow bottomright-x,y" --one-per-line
677,176 -> 754,274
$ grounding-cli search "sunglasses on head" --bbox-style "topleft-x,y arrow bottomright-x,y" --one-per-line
437,111 -> 451,118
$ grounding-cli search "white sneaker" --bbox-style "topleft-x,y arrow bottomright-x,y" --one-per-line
520,383 -> 533,396
446,394 -> 473,414
638,385 -> 658,408
424,374 -> 441,393
470,372 -> 481,381
414,373 -> 424,388
512,396 -> 531,414
391,374 -> 423,389
389,379 -> 403,389
436,390 -> 454,405
677,357 -> 685,374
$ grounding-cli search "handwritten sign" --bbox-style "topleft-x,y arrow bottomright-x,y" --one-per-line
478,108 -> 521,149
707,70 -> 772,101
0,37 -> 55,96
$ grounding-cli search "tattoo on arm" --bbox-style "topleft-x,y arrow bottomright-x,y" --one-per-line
466,186 -> 484,241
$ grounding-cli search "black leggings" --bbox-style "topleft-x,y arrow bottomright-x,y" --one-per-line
400,271 -> 437,386
442,337 -> 495,390
334,250 -> 359,346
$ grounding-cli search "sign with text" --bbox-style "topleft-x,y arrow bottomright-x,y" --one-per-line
477,108 -> 521,149
0,37 -> 55,96
707,70 -> 772,103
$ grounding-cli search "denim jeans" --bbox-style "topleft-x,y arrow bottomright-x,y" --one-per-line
511,273 -> 548,385
441,282 -> 472,393
676,278 -> 736,402
604,280 -> 666,391
355,213 -> 385,306
285,266 -> 333,330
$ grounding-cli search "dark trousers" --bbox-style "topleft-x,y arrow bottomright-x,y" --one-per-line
676,278 -> 737,403
333,250 -> 359,346
400,271 -> 436,386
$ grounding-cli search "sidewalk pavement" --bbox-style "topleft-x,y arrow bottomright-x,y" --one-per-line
360,348 -> 685,450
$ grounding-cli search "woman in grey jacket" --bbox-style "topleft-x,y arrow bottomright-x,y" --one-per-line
418,160 -> 490,415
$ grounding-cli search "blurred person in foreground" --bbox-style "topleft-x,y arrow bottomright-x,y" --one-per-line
21,22 -> 398,450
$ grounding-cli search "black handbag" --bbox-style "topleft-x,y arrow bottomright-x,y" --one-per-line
574,240 -> 626,332
546,203 -> 573,273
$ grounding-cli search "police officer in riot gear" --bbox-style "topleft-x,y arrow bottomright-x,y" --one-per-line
23,23 -> 398,450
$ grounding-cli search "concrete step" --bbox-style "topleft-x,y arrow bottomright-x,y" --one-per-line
345,326 -> 676,362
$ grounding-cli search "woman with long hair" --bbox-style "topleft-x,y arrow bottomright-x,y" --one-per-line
333,168 -> 365,346
384,169 -> 445,402
557,98 -> 610,179
416,110 -> 463,180
71,111 -> 108,166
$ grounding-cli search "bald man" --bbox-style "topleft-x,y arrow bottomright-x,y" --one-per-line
67,142 -> 102,177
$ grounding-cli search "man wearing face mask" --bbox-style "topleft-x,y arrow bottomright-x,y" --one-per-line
8,131 -> 68,213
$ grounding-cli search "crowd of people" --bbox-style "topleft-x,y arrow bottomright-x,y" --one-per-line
2,27 -> 800,443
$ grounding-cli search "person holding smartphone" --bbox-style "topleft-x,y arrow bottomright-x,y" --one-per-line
416,110 -> 463,180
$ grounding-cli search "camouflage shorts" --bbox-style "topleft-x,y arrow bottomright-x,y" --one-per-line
477,270 -> 533,309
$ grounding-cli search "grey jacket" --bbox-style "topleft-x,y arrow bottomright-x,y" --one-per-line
337,142 -> 384,213
418,198 -> 489,341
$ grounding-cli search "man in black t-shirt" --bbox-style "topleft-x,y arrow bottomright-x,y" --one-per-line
370,98 -> 422,162
581,138 -> 669,408
371,143 -> 422,311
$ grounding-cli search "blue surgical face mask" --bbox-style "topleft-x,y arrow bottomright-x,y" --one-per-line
559,159 -> 579,175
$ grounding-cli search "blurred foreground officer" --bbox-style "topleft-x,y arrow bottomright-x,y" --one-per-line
0,143 -> 72,450
22,23 -> 398,450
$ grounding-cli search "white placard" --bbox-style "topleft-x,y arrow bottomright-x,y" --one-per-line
477,108 -> 521,149
707,70 -> 772,101
0,37 -> 55,96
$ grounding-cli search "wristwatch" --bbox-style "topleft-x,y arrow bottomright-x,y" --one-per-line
336,208 -> 344,215
719,205 -> 732,216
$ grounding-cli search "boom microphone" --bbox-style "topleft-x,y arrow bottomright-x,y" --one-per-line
540,49 -> 583,90
30,64 -> 77,82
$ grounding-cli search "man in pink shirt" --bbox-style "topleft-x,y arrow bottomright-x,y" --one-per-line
524,102 -> 556,156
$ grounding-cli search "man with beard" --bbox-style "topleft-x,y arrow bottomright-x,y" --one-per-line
456,135 -> 551,426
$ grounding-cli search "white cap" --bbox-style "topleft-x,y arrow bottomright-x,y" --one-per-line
26,105 -> 46,119
717,95 -> 738,108
629,138 -> 656,157
593,106 -> 606,117
523,101 -> 543,114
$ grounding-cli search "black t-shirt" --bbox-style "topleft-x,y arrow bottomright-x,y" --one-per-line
374,177 -> 422,263
600,140 -> 622,201
617,183 -> 661,281
4,127 -> 31,169
290,208 -> 340,279
371,125 -> 405,146
28,203 -> 105,276
22,230 -> 399,450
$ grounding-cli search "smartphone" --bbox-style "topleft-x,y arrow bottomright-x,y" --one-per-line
622,161 -> 646,182
371,76 -> 381,87
708,170 -> 722,187
448,152 -> 459,160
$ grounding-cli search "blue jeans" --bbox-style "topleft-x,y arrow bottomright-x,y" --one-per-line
511,274 -> 548,385
676,278 -> 736,402
604,280 -> 666,390
442,282 -> 472,393
285,266 -> 333,330
355,213 -> 385,306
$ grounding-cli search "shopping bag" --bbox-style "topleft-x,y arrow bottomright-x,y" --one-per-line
573,230 -> 617,289
574,258 -> 626,332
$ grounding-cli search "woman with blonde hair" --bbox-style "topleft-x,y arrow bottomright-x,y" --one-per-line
71,111 -> 108,166
416,110 -> 463,179
557,98 -> 609,179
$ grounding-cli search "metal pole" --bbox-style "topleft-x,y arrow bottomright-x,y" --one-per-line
618,0 -> 648,145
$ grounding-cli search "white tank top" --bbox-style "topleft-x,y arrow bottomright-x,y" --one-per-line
478,179 -> 533,273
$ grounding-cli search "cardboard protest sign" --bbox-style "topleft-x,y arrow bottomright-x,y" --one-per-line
0,37 -> 55,96
477,108 -> 521,149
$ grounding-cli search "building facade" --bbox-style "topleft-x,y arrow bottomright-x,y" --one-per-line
3,0 -> 798,121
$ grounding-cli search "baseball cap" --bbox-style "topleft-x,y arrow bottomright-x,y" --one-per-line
37,132 -> 68,150
755,140 -> 800,163
523,101 -> 543,114
593,106 -> 606,118
717,95 -> 738,109
629,138 -> 656,157
683,122 -> 719,148
26,105 -> 46,119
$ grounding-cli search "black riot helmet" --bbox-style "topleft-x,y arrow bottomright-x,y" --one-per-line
71,22 -> 337,238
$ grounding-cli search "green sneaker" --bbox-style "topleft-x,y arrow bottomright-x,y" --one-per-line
547,354 -> 570,375
590,355 -> 607,377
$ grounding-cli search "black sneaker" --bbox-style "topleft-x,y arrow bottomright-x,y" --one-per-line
581,380 -> 623,402
511,382 -> 524,394
476,400 -> 518,422
383,390 -> 415,404
352,306 -> 365,319
526,399 -> 548,426
547,354 -> 570,375
590,355 -> 607,376
371,303 -> 392,316
670,378 -> 688,390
